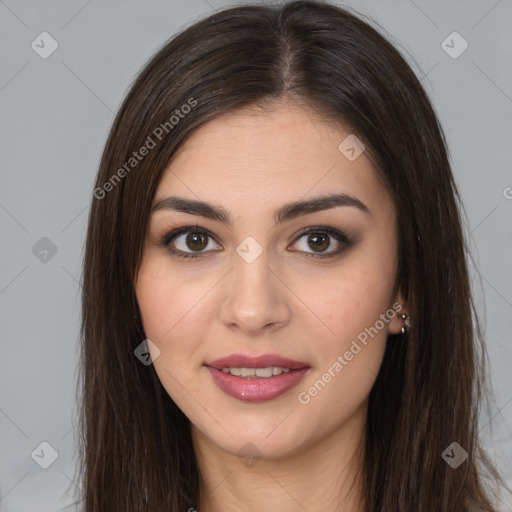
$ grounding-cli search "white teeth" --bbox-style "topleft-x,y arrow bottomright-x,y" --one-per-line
240,367 -> 255,377
255,367 -> 273,378
221,366 -> 291,378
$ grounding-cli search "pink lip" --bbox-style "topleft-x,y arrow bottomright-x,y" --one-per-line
205,354 -> 309,370
204,353 -> 310,402
205,367 -> 310,402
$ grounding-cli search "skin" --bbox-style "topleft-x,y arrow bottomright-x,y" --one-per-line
135,100 -> 408,512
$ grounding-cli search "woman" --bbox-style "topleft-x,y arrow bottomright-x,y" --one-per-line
76,1 -> 508,510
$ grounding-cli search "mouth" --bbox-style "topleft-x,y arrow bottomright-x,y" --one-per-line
204,354 -> 311,402
205,353 -> 310,371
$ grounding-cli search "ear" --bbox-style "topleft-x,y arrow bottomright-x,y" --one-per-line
387,288 -> 409,335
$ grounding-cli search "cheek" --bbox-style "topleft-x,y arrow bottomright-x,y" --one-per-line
310,282 -> 390,383
295,277 -> 391,423
294,251 -> 395,397
295,259 -> 396,345
135,257 -> 209,357
135,259 -> 210,409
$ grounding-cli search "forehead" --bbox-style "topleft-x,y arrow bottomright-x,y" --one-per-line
154,103 -> 393,221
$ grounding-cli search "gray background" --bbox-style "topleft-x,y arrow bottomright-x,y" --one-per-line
0,0 -> 511,510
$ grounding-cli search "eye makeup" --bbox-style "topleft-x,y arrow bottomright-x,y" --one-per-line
157,223 -> 354,260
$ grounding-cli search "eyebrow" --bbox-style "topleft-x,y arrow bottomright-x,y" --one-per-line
150,193 -> 371,225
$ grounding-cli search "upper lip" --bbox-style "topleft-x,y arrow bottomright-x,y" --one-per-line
205,354 -> 310,370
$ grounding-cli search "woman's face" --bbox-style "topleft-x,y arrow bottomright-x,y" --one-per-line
135,101 -> 406,461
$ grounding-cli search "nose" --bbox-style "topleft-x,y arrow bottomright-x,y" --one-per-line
218,248 -> 291,337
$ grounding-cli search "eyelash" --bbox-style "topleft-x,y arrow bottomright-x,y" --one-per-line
159,224 -> 353,260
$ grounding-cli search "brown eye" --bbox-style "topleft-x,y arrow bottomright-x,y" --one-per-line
290,227 -> 352,259
306,232 -> 330,252
161,225 -> 352,260
161,226 -> 221,258
185,232 -> 208,251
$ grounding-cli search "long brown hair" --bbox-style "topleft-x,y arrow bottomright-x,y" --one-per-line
74,1 -> 508,510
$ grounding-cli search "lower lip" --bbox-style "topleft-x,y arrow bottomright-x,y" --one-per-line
205,366 -> 310,402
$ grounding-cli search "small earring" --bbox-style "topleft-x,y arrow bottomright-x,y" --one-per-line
399,313 -> 411,335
